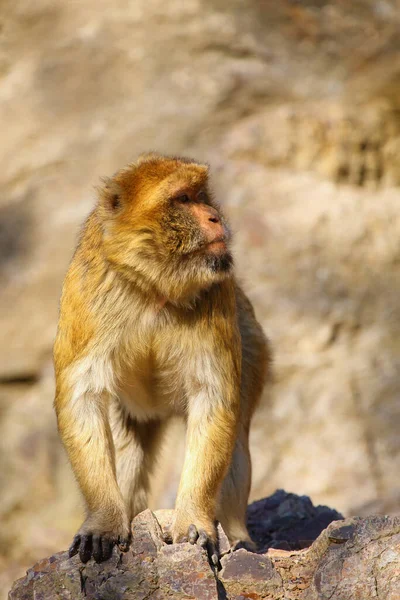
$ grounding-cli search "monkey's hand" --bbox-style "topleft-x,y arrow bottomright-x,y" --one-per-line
168,513 -> 220,567
69,511 -> 131,564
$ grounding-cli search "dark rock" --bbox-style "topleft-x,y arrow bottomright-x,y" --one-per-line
247,489 -> 343,552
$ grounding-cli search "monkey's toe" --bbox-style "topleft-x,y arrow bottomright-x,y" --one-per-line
68,533 -> 92,562
188,524 -> 220,569
117,535 -> 131,553
232,538 -> 256,552
101,537 -> 113,561
167,523 -> 220,568
162,525 -> 173,544
198,529 -> 219,568
68,532 -> 130,563
92,535 -> 102,563
188,524 -> 199,544
79,534 -> 93,563
92,535 -> 115,562
68,535 -> 81,558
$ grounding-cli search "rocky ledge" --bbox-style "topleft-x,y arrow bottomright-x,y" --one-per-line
8,491 -> 400,599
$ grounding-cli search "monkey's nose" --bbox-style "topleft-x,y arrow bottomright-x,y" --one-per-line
207,208 -> 220,224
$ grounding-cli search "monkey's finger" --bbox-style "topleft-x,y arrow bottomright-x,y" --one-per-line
69,535 -> 81,558
79,534 -> 93,563
205,538 -> 220,569
197,530 -> 221,569
101,537 -> 113,561
197,529 -> 209,548
209,545 -> 220,569
92,535 -> 102,563
188,524 -> 199,545
117,536 -> 131,552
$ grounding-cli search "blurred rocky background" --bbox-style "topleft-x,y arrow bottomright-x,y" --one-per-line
2,0 -> 400,596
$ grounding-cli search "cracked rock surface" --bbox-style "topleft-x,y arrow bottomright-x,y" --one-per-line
8,491 -> 400,599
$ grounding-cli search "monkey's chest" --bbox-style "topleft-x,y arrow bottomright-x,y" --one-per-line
116,334 -> 186,422
116,311 -> 216,422
117,360 -> 180,421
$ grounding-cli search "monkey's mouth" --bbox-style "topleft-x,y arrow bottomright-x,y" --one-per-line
207,238 -> 227,252
183,235 -> 230,258
204,235 -> 232,274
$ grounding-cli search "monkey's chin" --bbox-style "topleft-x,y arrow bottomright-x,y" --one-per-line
205,249 -> 233,275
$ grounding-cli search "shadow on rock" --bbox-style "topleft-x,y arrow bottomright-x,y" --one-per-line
246,489 -> 343,552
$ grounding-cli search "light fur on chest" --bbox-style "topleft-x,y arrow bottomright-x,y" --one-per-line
67,306 -> 224,423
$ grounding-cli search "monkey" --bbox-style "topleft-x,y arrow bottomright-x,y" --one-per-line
53,153 -> 270,565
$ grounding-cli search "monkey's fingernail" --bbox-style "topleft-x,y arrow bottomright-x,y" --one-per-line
211,552 -> 219,566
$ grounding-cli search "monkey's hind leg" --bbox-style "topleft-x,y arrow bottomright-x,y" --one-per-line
111,403 -> 166,522
217,425 -> 254,548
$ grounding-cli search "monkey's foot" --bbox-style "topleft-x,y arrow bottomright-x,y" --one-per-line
69,532 -> 131,564
164,524 -> 220,568
232,538 -> 256,552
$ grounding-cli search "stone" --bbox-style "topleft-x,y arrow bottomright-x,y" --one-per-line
157,544 -> 218,599
220,549 -> 282,598
303,516 -> 400,600
246,490 -> 343,553
8,500 -> 400,600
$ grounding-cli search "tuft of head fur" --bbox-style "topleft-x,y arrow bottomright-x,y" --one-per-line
95,154 -> 233,304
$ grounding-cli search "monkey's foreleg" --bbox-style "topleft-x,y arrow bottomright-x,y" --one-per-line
217,425 -> 254,547
111,407 -> 166,521
56,390 -> 131,563
172,402 -> 238,565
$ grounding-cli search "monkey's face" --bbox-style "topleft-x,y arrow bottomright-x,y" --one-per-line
159,183 -> 232,272
99,155 -> 233,303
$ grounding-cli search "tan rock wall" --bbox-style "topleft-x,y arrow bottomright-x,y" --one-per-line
2,0 -> 400,596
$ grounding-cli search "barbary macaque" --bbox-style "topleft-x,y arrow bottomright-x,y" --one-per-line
54,153 -> 270,565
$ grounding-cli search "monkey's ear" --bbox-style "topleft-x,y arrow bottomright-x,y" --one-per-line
97,178 -> 125,216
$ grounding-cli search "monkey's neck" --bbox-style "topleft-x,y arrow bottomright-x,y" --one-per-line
104,259 -> 168,307
88,214 -> 227,309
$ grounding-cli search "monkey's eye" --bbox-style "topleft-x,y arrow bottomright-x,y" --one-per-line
175,194 -> 191,204
197,190 -> 208,203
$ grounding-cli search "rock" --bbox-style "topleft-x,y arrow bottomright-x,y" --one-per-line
246,490 -> 343,552
220,549 -> 283,598
9,509 -> 218,600
303,517 -> 400,600
8,493 -> 400,600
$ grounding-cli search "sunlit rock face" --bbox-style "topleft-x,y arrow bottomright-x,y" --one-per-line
2,0 -> 400,596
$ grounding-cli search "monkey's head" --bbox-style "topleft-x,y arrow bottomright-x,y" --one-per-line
97,153 -> 233,303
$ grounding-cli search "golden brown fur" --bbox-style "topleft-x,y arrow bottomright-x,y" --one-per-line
53,153 -> 270,564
